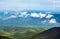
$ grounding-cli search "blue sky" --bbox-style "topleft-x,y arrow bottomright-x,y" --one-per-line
0,0 -> 60,11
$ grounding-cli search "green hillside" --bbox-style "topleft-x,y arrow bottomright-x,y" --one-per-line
0,26 -> 48,39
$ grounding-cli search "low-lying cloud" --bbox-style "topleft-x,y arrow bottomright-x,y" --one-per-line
0,11 -> 54,19
49,19 -> 57,23
0,11 -> 57,24
46,14 -> 54,19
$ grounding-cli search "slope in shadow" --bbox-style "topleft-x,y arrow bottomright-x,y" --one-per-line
0,36 -> 12,39
32,27 -> 60,39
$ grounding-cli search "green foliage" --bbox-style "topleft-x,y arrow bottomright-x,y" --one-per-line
0,26 -> 48,39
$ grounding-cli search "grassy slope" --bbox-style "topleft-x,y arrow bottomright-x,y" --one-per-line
0,26 -> 48,39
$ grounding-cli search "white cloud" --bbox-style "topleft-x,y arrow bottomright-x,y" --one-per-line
49,19 -> 57,23
2,15 -> 17,20
21,12 -> 27,15
30,13 -> 40,18
9,15 -> 17,18
30,12 -> 46,18
46,14 -> 54,18
39,12 -> 46,18
18,12 -> 30,17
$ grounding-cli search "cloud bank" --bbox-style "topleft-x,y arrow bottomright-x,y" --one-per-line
0,11 -> 57,24
0,11 -> 55,19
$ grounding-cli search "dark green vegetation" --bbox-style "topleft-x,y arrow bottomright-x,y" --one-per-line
0,36 -> 12,39
0,26 -> 48,39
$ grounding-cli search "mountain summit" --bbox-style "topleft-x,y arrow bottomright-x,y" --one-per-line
32,27 -> 60,39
